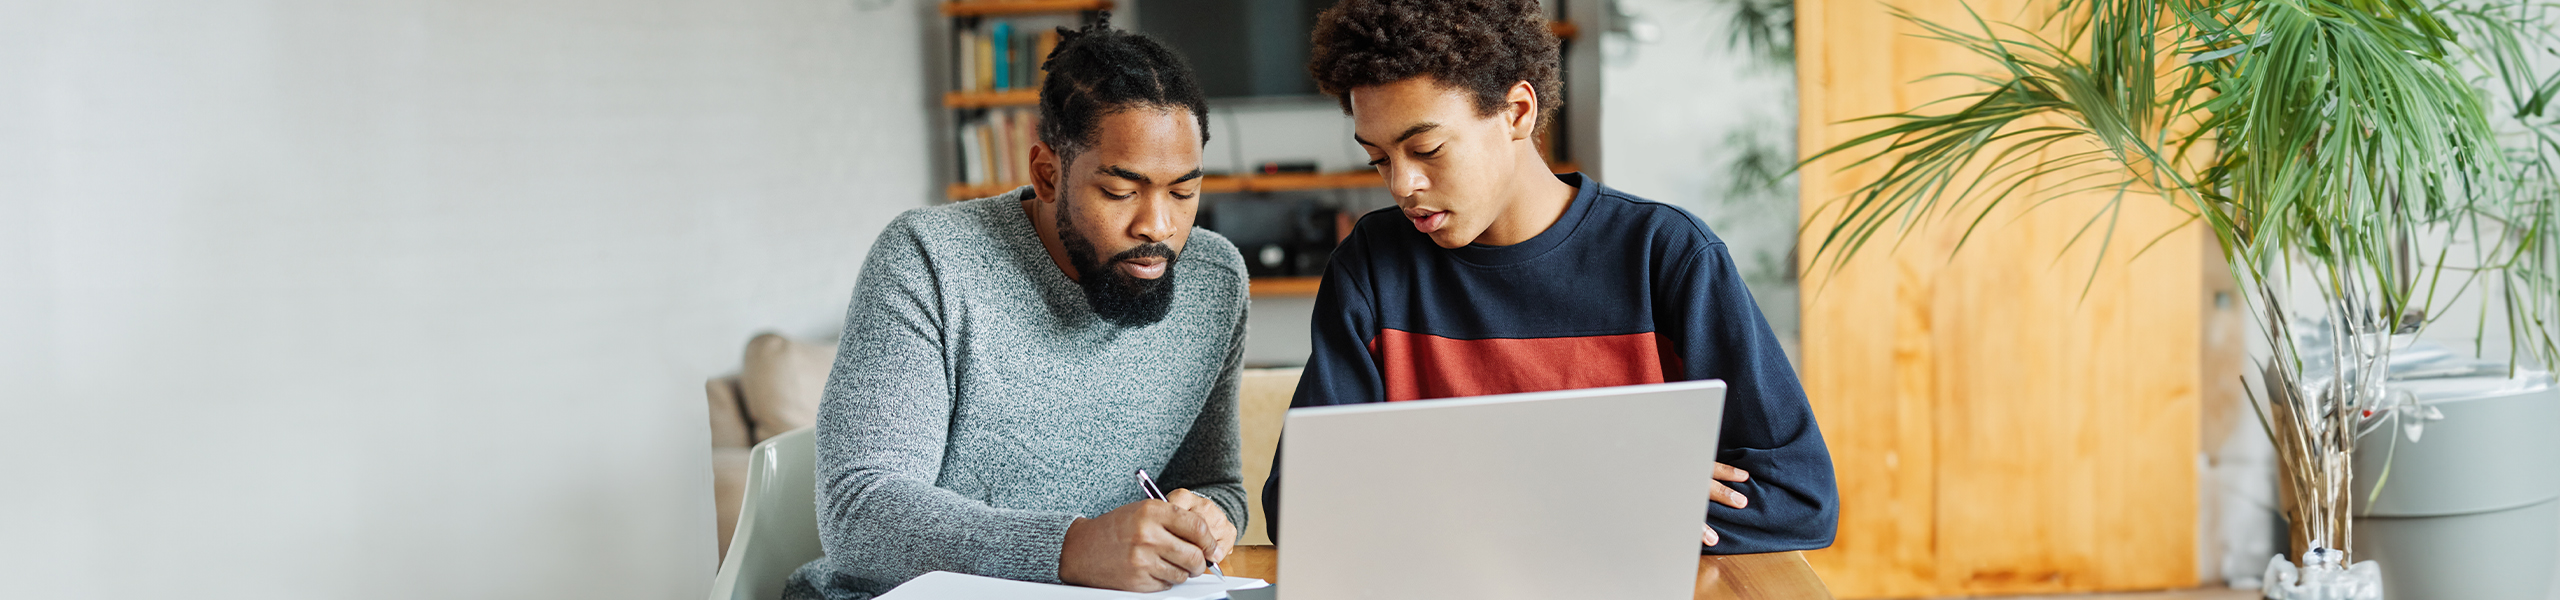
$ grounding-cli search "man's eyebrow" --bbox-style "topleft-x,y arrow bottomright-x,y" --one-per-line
1097,165 -> 1203,186
1097,165 -> 1151,185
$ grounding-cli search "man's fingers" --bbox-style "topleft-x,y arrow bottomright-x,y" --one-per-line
1139,517 -> 1208,580
1168,489 -> 1227,528
1161,534 -> 1208,577
1210,523 -> 1235,562
1144,552 -> 1192,589
1154,502 -> 1220,560
1713,462 -> 1751,482
1168,491 -> 1229,530
1702,523 -> 1722,546
1159,490 -> 1233,563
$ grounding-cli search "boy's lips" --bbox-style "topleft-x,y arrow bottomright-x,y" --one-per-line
1406,209 -> 1450,234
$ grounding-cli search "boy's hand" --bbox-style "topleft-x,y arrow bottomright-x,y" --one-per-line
1702,462 -> 1749,546
1709,462 -> 1751,509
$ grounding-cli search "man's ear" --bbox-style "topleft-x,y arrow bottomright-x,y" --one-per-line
1029,142 -> 1063,203
1504,80 -> 1539,141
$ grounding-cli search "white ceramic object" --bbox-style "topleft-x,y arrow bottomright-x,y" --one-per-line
2261,550 -> 2383,600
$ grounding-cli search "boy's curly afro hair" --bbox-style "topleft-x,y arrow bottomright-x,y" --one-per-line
1307,0 -> 1562,133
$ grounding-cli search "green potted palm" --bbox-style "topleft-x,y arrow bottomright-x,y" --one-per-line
1800,0 -> 2558,596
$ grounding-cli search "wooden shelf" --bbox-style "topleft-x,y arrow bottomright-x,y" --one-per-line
1203,170 -> 1384,194
946,171 -> 1385,200
940,0 -> 1111,17
944,23 -> 1568,109
1249,276 -> 1323,297
947,163 -> 1581,201
1549,21 -> 1578,40
944,89 -> 1041,108
947,181 -> 1025,200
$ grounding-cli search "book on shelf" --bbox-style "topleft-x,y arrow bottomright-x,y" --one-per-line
974,26 -> 995,92
953,19 -> 1063,94
1010,111 -> 1031,183
956,21 -> 975,92
958,120 -> 986,185
990,109 -> 1016,186
1032,29 -> 1057,88
953,107 -> 1042,191
990,21 -> 1011,91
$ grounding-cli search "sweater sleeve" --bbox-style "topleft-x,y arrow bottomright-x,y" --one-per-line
1661,243 -> 1839,554
813,215 -> 1081,587
1153,287 -> 1250,534
1259,231 -> 1384,541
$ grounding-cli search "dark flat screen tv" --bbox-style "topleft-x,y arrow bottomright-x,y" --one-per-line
1137,0 -> 1340,101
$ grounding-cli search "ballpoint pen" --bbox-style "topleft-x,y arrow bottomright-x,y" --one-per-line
1135,468 -> 1225,581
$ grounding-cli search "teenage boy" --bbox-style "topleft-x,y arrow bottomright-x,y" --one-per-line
784,18 -> 1247,600
1263,0 -> 1838,553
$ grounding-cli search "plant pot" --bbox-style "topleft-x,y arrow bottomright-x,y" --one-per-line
2349,373 -> 2560,600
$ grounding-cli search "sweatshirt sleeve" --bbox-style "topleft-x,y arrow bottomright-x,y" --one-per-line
1660,243 -> 1839,554
1259,230 -> 1384,541
812,215 -> 1081,587
1153,287 -> 1250,534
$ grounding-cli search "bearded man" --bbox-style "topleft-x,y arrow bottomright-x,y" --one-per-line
783,18 -> 1246,600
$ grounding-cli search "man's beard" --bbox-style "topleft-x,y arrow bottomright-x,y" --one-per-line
1059,208 -> 1179,327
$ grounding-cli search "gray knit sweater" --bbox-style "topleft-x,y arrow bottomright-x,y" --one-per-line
784,188 -> 1250,600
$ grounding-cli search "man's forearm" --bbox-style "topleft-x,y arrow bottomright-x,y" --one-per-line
818,472 -> 1083,583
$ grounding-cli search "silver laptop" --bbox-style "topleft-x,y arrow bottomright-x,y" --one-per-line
1273,380 -> 1727,600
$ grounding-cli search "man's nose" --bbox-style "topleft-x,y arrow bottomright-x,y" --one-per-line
1129,195 -> 1178,243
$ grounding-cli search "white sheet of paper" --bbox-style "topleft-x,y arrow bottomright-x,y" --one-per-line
877,571 -> 1270,600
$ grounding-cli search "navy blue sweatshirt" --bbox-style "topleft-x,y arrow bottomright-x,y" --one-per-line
1263,173 -> 1838,554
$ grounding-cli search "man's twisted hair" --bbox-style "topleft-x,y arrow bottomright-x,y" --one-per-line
1037,13 -> 1211,167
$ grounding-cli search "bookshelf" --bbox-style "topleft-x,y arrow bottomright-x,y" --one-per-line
942,89 -> 1040,109
946,170 -> 1391,201
1248,276 -> 1325,298
945,162 -> 1579,203
940,0 -> 1112,16
935,2 -> 1588,297
939,1 -> 1107,206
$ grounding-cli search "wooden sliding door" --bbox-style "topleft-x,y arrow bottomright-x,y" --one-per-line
1794,0 -> 2206,595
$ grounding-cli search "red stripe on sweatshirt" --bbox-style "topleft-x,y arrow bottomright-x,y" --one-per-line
1365,329 -> 1677,402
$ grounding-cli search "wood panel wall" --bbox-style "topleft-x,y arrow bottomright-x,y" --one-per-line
1795,0 -> 2205,596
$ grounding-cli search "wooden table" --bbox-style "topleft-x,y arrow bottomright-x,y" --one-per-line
1220,546 -> 1834,600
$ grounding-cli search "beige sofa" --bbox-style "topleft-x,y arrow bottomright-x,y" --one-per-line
704,333 -> 836,560
705,333 -> 1298,561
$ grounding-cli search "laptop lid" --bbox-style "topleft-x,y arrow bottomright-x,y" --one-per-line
1275,380 -> 1727,600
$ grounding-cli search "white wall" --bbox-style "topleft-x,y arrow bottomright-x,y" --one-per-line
1599,0 -> 1801,357
0,1 -> 933,598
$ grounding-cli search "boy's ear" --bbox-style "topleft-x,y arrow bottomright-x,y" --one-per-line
1505,80 -> 1539,141
1029,142 -> 1062,203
